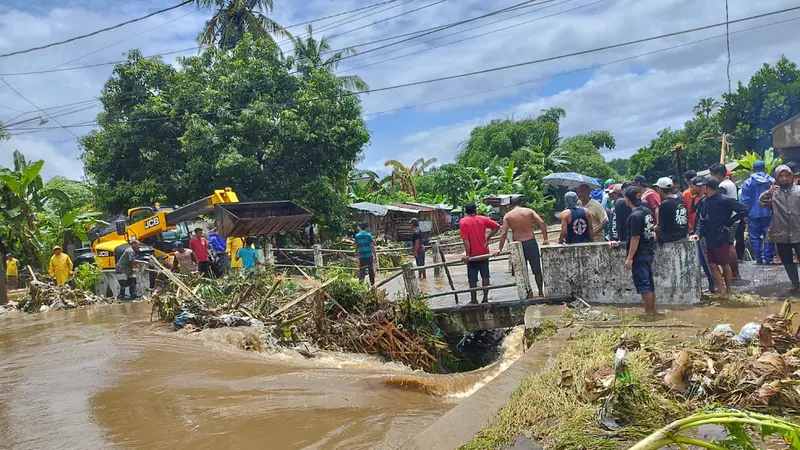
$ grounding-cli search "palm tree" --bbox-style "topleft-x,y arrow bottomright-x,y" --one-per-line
193,0 -> 288,51
384,157 -> 437,199
289,25 -> 369,92
693,97 -> 720,117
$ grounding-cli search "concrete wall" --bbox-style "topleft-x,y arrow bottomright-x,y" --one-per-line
540,240 -> 701,305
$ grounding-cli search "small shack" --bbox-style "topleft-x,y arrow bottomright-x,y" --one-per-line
393,202 -> 453,237
348,202 -> 418,241
483,194 -> 523,219
772,114 -> 800,167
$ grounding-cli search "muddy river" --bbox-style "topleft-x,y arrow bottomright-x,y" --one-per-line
0,260 -> 789,449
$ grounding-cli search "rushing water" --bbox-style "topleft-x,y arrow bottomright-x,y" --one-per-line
0,302 -> 533,450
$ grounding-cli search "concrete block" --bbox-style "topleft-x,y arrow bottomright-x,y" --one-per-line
540,240 -> 701,305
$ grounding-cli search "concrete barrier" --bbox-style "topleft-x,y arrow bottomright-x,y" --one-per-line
540,239 -> 701,305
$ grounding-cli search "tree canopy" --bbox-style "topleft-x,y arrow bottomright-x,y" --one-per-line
81,36 -> 370,235
194,0 -> 288,50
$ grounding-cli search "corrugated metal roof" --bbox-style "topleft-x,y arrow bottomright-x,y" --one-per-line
385,205 -> 419,214
349,202 -> 417,216
397,202 -> 436,212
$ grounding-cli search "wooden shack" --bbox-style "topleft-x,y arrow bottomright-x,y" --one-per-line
773,114 -> 800,167
348,202 -> 418,241
393,202 -> 452,237
483,194 -> 523,219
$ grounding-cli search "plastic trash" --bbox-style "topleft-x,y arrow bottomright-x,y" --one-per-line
711,324 -> 735,338
733,322 -> 761,345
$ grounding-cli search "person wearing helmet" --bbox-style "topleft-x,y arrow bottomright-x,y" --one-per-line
48,246 -> 73,285
5,253 -> 19,289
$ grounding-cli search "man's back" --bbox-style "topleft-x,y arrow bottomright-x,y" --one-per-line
504,207 -> 536,241
460,215 -> 498,257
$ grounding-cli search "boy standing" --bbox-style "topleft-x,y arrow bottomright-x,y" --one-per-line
620,186 -> 658,316
354,222 -> 377,284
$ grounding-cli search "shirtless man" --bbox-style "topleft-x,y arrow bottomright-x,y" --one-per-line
494,196 -> 550,297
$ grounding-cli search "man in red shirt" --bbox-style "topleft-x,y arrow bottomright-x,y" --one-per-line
189,228 -> 212,277
635,175 -> 661,226
459,202 -> 501,304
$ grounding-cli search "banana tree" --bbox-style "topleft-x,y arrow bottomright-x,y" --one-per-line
732,148 -> 783,181
384,157 -> 437,199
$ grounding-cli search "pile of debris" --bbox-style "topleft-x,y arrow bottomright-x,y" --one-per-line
150,264 -> 453,372
6,281 -> 116,313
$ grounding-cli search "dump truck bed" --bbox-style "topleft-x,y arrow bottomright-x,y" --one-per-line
214,201 -> 313,237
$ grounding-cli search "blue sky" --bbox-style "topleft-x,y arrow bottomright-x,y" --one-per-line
1,0 -> 800,180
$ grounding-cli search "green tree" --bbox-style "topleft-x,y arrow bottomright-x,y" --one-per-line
194,0 -> 288,50
693,97 -> 720,117
719,56 -> 800,153
428,164 -> 474,208
608,158 -> 629,176
384,157 -> 437,199
289,25 -> 369,92
559,131 -> 619,181
81,36 -> 370,236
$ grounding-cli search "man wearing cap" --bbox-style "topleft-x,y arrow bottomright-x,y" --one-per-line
655,177 -> 688,243
577,183 -> 608,242
189,228 -> 212,277
5,253 -> 19,290
690,176 -> 716,293
740,160 -> 776,264
690,177 -> 748,299
116,239 -> 144,300
613,186 -> 658,316
602,179 -> 616,239
759,165 -> 800,294
611,182 -> 632,242
710,163 -> 742,278
48,246 -> 73,286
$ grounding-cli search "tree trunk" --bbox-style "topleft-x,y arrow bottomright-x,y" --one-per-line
0,258 -> 7,306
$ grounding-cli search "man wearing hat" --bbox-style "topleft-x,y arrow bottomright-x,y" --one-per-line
759,165 -> 800,294
740,160 -> 776,264
654,177 -> 688,243
690,177 -> 748,299
48,245 -> 73,286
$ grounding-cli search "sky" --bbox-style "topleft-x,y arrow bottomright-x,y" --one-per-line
1,0 -> 800,181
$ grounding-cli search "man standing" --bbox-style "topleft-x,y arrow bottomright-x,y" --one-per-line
655,177 -> 689,243
227,236 -> 245,270
682,170 -> 697,232
691,177 -> 748,299
577,183 -> 608,242
237,238 -> 261,271
612,182 -> 632,242
495,196 -> 550,297
740,160 -> 776,264
410,218 -> 426,280
617,186 -> 658,316
189,228 -> 212,277
602,179 -> 616,238
460,202 -> 501,304
5,254 -> 19,290
115,239 -> 144,300
710,163 -> 742,278
559,192 -> 594,244
759,165 -> 800,294
354,222 -> 377,285
48,246 -> 73,286
635,175 -> 661,226
173,242 -> 198,275
690,176 -> 716,293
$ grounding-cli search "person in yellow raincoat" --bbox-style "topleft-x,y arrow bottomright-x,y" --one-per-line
227,236 -> 246,270
49,246 -> 73,285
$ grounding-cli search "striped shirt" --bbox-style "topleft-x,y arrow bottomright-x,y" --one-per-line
355,231 -> 374,259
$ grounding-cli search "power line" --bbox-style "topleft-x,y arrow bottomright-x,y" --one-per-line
0,76 -> 80,138
340,0 -> 598,73
0,1 -> 194,59
725,0 -> 732,94
282,0 -> 399,29
13,5 -> 800,135
325,0 -> 449,42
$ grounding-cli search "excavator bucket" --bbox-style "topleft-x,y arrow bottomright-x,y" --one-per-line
213,201 -> 313,237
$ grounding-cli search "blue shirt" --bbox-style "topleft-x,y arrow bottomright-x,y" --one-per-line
355,231 -> 374,259
237,247 -> 260,269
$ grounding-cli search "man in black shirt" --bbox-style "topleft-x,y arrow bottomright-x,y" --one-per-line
612,182 -> 633,242
612,186 -> 658,316
655,177 -> 689,243
410,218 -> 426,279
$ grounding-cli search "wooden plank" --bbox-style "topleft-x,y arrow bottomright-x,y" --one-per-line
421,282 -> 517,300
268,277 -> 338,318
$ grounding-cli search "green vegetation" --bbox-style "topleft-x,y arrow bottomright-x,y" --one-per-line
73,263 -> 101,292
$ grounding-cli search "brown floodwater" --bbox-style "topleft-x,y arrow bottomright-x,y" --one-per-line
0,302 -> 474,450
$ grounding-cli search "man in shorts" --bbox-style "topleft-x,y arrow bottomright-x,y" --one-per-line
460,202 -> 501,304
410,218 -> 426,279
690,177 -> 747,299
614,186 -> 658,316
494,196 -> 550,297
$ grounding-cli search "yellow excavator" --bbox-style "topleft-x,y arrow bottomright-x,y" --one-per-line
75,188 -> 313,270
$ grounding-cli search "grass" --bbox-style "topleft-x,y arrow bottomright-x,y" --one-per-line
461,329 -> 691,450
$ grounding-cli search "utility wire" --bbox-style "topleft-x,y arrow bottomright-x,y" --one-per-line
0,1 -> 194,59
282,0 -> 399,29
340,0 -> 598,73
12,5 -> 800,134
326,0 -> 449,42
0,76 -> 79,138
725,0 -> 732,94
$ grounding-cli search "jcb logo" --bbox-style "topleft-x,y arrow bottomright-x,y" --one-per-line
98,251 -> 110,257
144,217 -> 160,229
